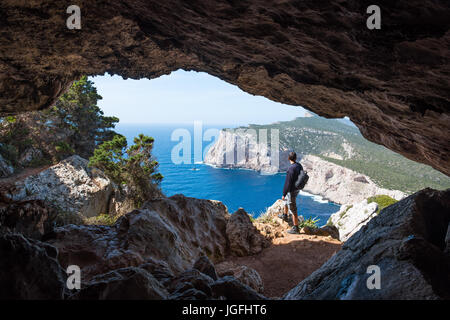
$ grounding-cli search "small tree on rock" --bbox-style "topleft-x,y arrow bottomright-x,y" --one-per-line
89,134 -> 163,206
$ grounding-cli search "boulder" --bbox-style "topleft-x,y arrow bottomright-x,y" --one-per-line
216,262 -> 264,294
139,257 -> 175,287
4,155 -> 113,218
71,267 -> 168,300
46,195 -> 231,280
167,269 -> 214,298
211,276 -> 267,300
284,188 -> 450,300
226,208 -> 270,256
303,225 -> 340,240
327,200 -> 379,241
0,233 -> 66,299
193,255 -> 218,280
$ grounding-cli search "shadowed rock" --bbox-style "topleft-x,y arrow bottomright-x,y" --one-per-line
71,267 -> 168,300
284,188 -> 450,300
226,208 -> 270,256
0,200 -> 55,240
1,1 -> 449,175
193,255 -> 219,280
211,276 -> 267,300
0,233 -> 66,299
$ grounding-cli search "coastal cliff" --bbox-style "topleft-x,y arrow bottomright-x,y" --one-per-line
204,130 -> 406,205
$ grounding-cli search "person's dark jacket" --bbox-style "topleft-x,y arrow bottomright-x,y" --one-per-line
283,162 -> 303,197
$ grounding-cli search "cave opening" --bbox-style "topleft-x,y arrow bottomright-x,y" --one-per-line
2,68 -> 449,299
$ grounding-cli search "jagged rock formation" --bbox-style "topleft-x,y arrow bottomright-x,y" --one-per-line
301,155 -> 406,204
328,199 -> 378,242
284,188 -> 450,300
226,208 -> 271,256
215,262 -> 264,294
0,194 -> 272,299
1,1 -> 449,176
1,155 -> 113,218
0,233 -> 67,299
43,195 -> 269,280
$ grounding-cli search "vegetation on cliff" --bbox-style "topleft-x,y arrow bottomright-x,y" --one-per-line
89,133 -> 164,206
0,76 -> 118,169
367,195 -> 398,215
241,116 -> 450,193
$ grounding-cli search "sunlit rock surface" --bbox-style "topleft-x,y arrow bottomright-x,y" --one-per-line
3,155 -> 113,218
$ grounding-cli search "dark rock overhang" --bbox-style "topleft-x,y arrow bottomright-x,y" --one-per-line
0,1 -> 449,175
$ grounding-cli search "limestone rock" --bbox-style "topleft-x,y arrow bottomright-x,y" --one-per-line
301,155 -> 406,205
327,200 -> 379,241
4,155 -> 113,218
284,188 -> 450,300
204,129 -> 291,174
226,208 -> 270,256
302,225 -> 340,240
0,233 -> 66,299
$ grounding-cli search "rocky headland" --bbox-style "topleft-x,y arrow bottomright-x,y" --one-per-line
204,129 -> 406,205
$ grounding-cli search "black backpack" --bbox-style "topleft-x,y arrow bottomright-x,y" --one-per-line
294,168 -> 309,190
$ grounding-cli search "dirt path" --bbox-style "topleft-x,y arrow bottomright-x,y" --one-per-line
223,233 -> 341,298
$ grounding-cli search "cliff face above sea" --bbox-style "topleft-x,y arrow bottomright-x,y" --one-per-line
204,130 -> 406,205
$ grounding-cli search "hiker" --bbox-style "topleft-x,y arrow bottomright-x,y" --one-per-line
279,151 -> 304,234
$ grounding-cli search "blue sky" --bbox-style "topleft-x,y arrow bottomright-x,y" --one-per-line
90,70 -> 307,126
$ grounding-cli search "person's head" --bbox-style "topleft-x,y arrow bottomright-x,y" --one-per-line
288,151 -> 297,163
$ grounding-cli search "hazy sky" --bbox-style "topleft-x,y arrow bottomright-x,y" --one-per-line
91,70 -> 307,126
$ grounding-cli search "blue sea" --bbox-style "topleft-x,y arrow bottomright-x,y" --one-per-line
116,123 -> 340,225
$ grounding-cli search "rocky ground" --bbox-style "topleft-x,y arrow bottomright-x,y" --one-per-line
218,233 -> 341,298
0,156 -> 449,300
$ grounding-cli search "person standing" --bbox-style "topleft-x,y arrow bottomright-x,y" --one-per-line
279,151 -> 304,234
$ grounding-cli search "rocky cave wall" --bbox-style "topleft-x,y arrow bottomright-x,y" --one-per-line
1,0 -> 449,175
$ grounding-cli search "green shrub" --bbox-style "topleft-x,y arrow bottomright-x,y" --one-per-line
339,204 -> 353,218
300,216 -> 320,229
89,133 -> 163,206
367,195 -> 398,215
255,210 -> 274,224
55,141 -> 75,154
83,214 -> 118,226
